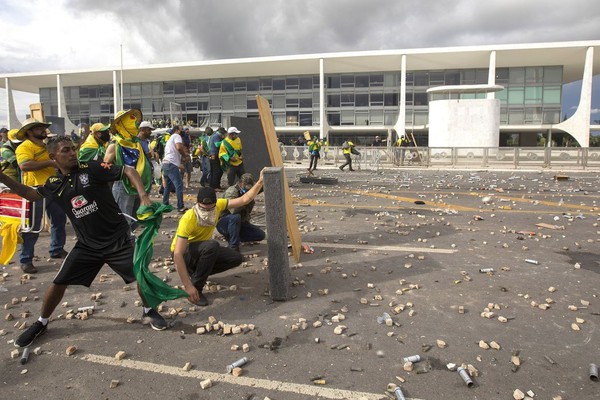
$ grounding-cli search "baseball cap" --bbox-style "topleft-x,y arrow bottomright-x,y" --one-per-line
227,126 -> 241,135
139,121 -> 155,130
90,123 -> 110,133
196,187 -> 217,205
7,129 -> 22,143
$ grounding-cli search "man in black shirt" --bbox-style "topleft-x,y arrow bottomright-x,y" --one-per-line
0,137 -> 168,348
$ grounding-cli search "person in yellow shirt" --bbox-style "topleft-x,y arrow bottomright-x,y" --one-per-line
219,127 -> 244,187
172,170 -> 264,306
15,118 -> 67,273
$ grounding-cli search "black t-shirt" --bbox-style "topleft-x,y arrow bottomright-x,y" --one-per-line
37,161 -> 130,250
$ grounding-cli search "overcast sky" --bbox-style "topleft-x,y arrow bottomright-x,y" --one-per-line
1,0 -> 600,127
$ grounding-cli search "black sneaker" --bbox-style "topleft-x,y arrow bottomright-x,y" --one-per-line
20,263 -> 38,274
15,321 -> 47,347
50,249 -> 69,259
177,207 -> 188,214
142,309 -> 167,331
196,292 -> 209,307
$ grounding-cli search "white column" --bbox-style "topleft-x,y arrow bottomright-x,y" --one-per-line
555,46 -> 594,147
487,51 -> 496,99
56,74 -> 63,117
319,58 -> 326,141
5,78 -> 21,129
113,70 -> 120,115
393,54 -> 407,140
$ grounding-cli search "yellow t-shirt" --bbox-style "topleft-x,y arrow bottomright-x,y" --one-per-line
15,140 -> 55,186
170,198 -> 229,252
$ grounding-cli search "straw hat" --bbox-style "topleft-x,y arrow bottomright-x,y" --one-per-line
15,118 -> 52,141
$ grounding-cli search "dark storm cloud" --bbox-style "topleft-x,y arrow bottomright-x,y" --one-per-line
60,0 -> 600,64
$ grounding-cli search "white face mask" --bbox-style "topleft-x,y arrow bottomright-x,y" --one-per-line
193,204 -> 217,227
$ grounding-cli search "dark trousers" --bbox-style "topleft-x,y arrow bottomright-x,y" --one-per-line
216,213 -> 266,248
340,153 -> 353,170
209,157 -> 223,189
309,155 -> 319,170
226,163 -> 245,187
184,240 -> 243,291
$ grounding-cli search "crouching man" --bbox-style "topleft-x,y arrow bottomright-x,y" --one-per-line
0,137 -> 169,348
172,170 -> 264,307
217,173 -> 265,252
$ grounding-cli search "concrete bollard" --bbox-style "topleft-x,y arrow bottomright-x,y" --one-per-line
263,167 -> 291,301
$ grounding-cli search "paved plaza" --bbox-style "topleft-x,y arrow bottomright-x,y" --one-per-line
1,165 -> 599,399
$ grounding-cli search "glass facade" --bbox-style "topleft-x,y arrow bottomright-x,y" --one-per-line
39,66 -> 563,128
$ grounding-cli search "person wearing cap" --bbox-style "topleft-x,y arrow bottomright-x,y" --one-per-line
172,171 -> 264,306
78,123 -> 111,162
0,136 -> 167,348
138,121 -> 158,161
217,173 -> 265,252
104,109 -> 154,231
0,129 -> 23,182
219,126 -> 245,187
161,125 -> 188,213
198,127 -> 213,187
15,118 -> 67,273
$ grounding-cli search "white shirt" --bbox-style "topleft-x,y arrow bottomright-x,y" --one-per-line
163,133 -> 182,166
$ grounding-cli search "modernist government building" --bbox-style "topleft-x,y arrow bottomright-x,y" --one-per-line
2,40 -> 599,147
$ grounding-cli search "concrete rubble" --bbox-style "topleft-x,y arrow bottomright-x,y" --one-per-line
0,168 -> 598,399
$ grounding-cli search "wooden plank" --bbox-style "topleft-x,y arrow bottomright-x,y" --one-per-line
29,103 -> 44,121
256,95 -> 302,262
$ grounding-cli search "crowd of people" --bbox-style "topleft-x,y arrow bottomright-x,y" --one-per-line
0,109 -> 266,349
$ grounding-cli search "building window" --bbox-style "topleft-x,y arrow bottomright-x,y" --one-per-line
299,111 -> 312,126
327,94 -> 340,107
286,78 -> 299,90
543,87 -> 561,104
384,93 -> 398,106
273,79 -> 285,90
414,92 -> 428,106
370,93 -> 383,106
247,80 -> 259,91
286,111 -> 298,126
222,81 -> 234,92
340,93 -> 354,107
260,78 -> 272,90
370,74 -> 384,87
355,75 -> 369,88
341,75 -> 354,88
234,81 -> 247,92
355,93 -> 368,107
414,72 -> 429,86
327,75 -> 340,89
509,68 -> 525,85
543,67 -> 562,83
327,112 -> 340,126
508,87 -> 524,105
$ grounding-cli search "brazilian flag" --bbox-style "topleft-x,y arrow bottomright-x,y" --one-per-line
114,135 -> 153,195
134,202 -> 188,309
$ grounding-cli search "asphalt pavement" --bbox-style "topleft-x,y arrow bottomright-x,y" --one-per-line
1,164 -> 599,400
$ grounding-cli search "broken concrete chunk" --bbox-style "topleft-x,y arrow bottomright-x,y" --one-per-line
110,380 -> 119,389
66,345 -> 77,356
513,389 -> 525,400
115,351 -> 126,360
200,379 -> 212,389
